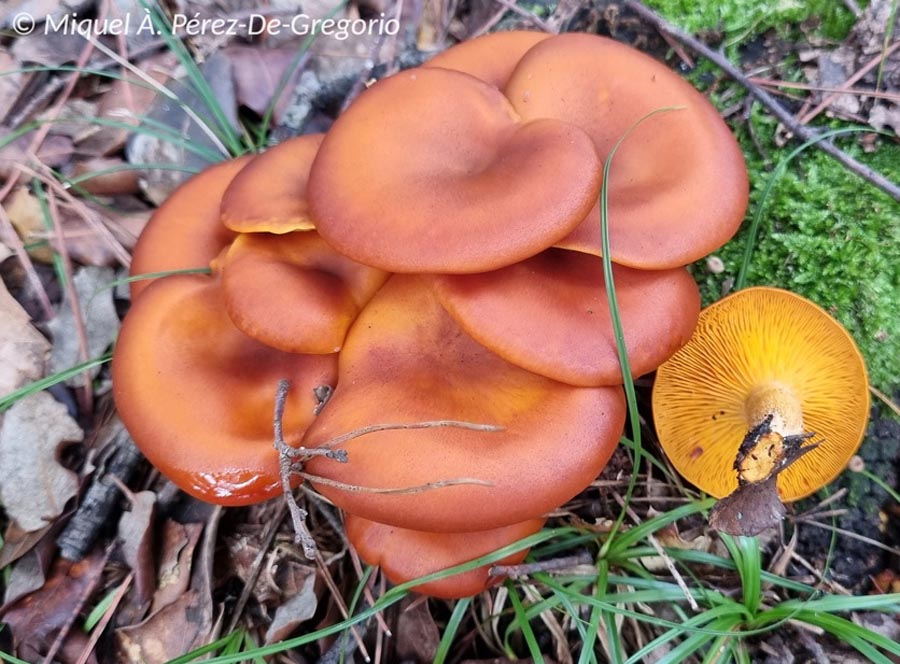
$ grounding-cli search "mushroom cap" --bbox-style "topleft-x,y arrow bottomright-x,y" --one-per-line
303,275 -> 625,531
346,514 -> 544,599
129,156 -> 251,299
112,274 -> 337,505
424,30 -> 550,88
220,231 -> 389,354
433,248 -> 700,386
504,33 -> 748,269
652,287 -> 870,501
220,134 -> 324,234
307,67 -> 602,273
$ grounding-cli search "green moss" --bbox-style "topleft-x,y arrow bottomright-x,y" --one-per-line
643,0 -> 857,40
695,120 -> 900,393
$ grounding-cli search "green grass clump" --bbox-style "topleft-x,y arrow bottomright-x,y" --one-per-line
695,117 -> 900,394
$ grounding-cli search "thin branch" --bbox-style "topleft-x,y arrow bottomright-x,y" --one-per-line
489,551 -> 594,579
624,0 -> 900,203
299,472 -> 493,495
318,419 -> 504,450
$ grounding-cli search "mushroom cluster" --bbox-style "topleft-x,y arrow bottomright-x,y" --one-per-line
113,31 -> 749,598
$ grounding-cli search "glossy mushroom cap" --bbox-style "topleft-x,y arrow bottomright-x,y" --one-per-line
347,514 -> 544,599
221,232 -> 389,354
112,273 -> 337,505
129,156 -> 251,299
303,275 -> 626,531
433,248 -> 700,387
653,287 -> 870,501
220,134 -> 324,234
307,67 -> 602,273
424,30 -> 551,88
504,34 -> 748,269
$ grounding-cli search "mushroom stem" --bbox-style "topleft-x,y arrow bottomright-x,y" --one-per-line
744,382 -> 804,436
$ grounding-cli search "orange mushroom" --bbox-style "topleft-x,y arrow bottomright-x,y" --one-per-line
652,287 -> 870,501
219,134 -> 324,234
302,275 -> 626,532
433,248 -> 700,387
129,156 -> 251,299
346,514 -> 545,599
504,33 -> 748,269
219,231 -> 388,354
112,273 -> 337,505
307,67 -> 601,273
424,30 -> 550,88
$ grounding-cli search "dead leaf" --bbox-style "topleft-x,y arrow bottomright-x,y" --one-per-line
0,0 -> 95,28
225,45 -> 303,124
117,490 -> 157,612
6,185 -> 54,263
2,529 -> 57,605
47,265 -> 119,383
126,52 -> 237,205
0,274 -> 50,398
395,595 -> 441,662
0,548 -> 106,662
78,52 -> 177,157
116,590 -> 212,664
0,129 -> 73,181
71,157 -> 141,195
11,30 -> 96,67
149,521 -> 203,615
0,520 -> 53,568
0,49 -> 23,122
0,391 -> 83,532
264,567 -> 318,644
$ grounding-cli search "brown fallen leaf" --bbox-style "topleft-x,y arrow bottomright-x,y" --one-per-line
0,548 -> 106,663
116,590 -> 212,664
264,567 -> 318,644
2,527 -> 57,605
47,265 -> 120,383
225,45 -> 303,124
148,521 -> 203,615
0,129 -> 73,181
77,52 -> 177,158
0,49 -> 23,122
126,52 -> 237,205
0,391 -> 83,532
394,595 -> 441,662
117,490 -> 157,613
0,274 -> 49,398
71,157 -> 142,196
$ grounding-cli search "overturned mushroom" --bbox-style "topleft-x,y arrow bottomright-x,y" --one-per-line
652,287 -> 870,506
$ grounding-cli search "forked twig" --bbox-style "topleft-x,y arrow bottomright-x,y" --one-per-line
273,380 -> 501,559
